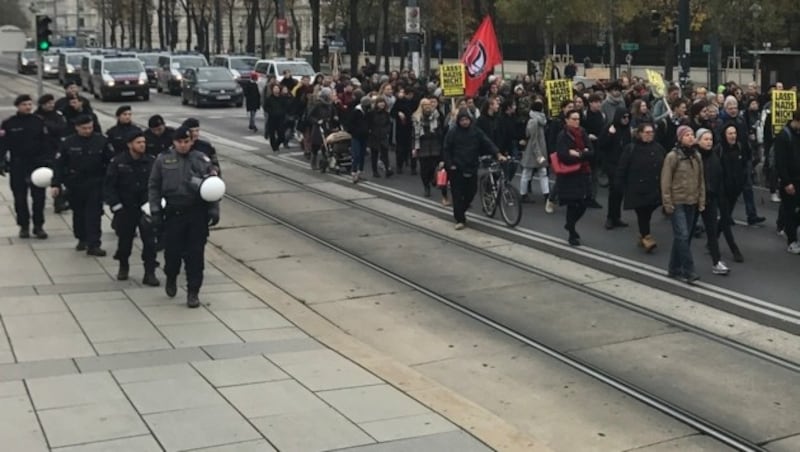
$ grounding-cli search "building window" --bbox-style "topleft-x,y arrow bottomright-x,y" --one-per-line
78,18 -> 85,28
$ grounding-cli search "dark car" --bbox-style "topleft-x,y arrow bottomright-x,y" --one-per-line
181,67 -> 243,108
157,53 -> 209,95
17,49 -> 38,74
91,57 -> 150,102
136,52 -> 163,88
59,52 -> 89,86
211,55 -> 258,86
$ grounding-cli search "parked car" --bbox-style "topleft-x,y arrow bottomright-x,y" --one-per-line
17,49 -> 38,74
136,52 -> 164,88
59,52 -> 89,86
157,53 -> 209,95
211,54 -> 258,85
91,56 -> 149,102
181,67 -> 243,108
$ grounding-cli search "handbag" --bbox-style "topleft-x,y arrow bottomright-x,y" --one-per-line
435,168 -> 449,188
549,152 -> 582,176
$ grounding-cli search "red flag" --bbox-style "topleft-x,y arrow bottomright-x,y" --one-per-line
461,16 -> 502,97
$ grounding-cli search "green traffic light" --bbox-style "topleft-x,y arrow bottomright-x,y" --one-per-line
38,41 -> 49,51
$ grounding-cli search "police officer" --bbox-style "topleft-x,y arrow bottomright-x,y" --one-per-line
51,115 -> 115,255
55,81 -> 91,114
35,94 -> 70,213
104,131 -> 160,285
148,126 -> 220,308
0,94 -> 50,239
105,105 -> 141,155
181,118 -> 220,174
63,94 -> 101,131
144,115 -> 174,156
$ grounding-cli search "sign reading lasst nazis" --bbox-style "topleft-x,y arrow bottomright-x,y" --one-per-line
772,90 -> 797,134
439,64 -> 466,97
545,79 -> 573,118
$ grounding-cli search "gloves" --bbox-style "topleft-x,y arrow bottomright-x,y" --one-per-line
208,204 -> 220,227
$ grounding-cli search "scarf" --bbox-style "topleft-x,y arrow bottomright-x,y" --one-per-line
567,125 -> 585,151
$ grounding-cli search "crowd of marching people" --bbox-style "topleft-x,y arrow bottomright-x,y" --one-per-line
1,87 -> 222,308
255,62 -> 800,282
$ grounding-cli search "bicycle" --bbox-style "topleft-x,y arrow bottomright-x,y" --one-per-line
478,156 -> 523,227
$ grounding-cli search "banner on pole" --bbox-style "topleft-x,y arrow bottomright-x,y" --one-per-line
646,69 -> 666,98
545,79 -> 573,118
439,64 -> 466,97
461,16 -> 502,97
772,90 -> 797,134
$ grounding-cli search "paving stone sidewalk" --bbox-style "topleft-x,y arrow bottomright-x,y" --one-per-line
0,182 -> 491,451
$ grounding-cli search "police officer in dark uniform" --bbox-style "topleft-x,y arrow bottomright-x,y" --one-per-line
0,94 -> 50,239
63,94 -> 101,131
51,115 -> 115,255
144,115 -> 174,156
55,81 -> 91,114
149,126 -> 220,308
181,118 -> 220,175
104,131 -> 160,285
105,105 -> 141,155
35,94 -> 70,213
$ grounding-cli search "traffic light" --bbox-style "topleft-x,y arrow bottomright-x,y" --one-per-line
650,10 -> 661,38
36,15 -> 52,52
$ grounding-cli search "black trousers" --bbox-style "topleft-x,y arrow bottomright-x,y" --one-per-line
634,205 -> 658,236
419,156 -> 448,197
267,115 -> 287,151
717,192 -> 741,254
370,143 -> 390,174
113,208 -> 157,271
163,207 -> 208,293
565,201 -> 587,236
395,132 -> 413,171
606,181 -> 624,221
10,168 -> 45,228
450,171 -> 477,223
691,195 -> 721,264
68,184 -> 103,247
780,191 -> 800,244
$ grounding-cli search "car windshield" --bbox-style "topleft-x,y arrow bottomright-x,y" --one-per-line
67,54 -> 87,64
137,54 -> 160,66
43,55 -> 58,64
277,62 -> 314,77
105,60 -> 143,73
230,57 -> 257,70
173,56 -> 208,69
197,69 -> 234,82
21,50 -> 36,59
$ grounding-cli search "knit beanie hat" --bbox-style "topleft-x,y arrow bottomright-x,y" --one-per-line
694,127 -> 712,144
676,125 -> 694,143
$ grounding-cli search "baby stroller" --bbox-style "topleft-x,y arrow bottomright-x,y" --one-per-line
321,129 -> 353,174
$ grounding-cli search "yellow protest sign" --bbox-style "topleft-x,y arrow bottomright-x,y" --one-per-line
439,64 -> 465,97
545,79 -> 573,118
646,69 -> 666,98
772,90 -> 797,134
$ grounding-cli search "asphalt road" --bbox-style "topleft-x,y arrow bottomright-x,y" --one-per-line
1,55 -> 797,318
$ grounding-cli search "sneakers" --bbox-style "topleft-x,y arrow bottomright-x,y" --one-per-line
788,242 -> 800,255
165,277 -> 177,298
186,291 -> 200,308
441,197 -> 451,207
684,273 -> 700,284
32,227 -> 48,239
454,222 -> 465,230
18,228 -> 30,239
711,261 -> 730,275
545,198 -> 555,214
770,192 -> 781,203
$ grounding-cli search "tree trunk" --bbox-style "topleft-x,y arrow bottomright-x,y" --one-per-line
227,1 -> 235,52
110,20 -> 117,48
129,1 -> 137,48
381,0 -> 390,73
290,5 -> 300,52
246,7 -> 256,54
158,0 -> 165,49
310,0 -> 320,71
348,0 -> 360,74
214,0 -> 223,54
186,6 -> 193,51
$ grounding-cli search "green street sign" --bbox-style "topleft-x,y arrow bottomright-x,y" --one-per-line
702,44 -> 711,53
621,42 -> 639,52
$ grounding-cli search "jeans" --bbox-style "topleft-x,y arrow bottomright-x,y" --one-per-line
267,115 -> 287,151
668,204 -> 697,277
247,110 -> 257,130
520,167 -> 550,197
717,193 -> 741,254
350,137 -> 367,173
780,190 -> 800,244
450,171 -> 478,223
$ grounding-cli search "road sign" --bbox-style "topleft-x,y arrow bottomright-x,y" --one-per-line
405,6 -> 420,34
620,42 -> 639,52
275,18 -> 289,39
329,39 -> 345,52
702,44 -> 711,53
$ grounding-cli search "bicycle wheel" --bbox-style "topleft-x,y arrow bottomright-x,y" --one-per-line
499,182 -> 523,227
479,173 -> 497,217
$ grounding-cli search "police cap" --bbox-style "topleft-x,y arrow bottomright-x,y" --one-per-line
173,126 -> 191,141
14,94 -> 33,106
182,117 -> 200,129
115,105 -> 132,116
148,114 -> 165,128
38,94 -> 55,106
127,130 -> 145,143
74,115 -> 94,126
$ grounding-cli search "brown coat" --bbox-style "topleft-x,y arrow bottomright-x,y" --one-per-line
660,146 -> 706,213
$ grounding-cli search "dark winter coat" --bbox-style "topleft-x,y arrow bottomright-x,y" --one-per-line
716,140 -> 747,197
597,109 -> 631,172
616,139 -> 666,209
698,144 -> 723,198
443,111 -> 498,175
243,81 -> 261,111
555,126 -> 595,203
367,108 -> 392,150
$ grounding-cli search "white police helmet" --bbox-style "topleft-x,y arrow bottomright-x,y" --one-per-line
31,167 -> 53,188
199,176 -> 226,202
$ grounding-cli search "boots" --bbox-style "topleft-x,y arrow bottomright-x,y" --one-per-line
640,234 -> 657,253
186,290 -> 200,308
165,276 -> 177,298
142,271 -> 160,287
117,262 -> 129,281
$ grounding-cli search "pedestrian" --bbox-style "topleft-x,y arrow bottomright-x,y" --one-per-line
54,81 -> 91,114
181,118 -> 220,175
661,125 -> 705,283
348,96 -> 370,183
263,83 -> 289,152
63,94 -> 101,131
392,87 -> 418,175
35,94 -> 70,214
144,115 -> 174,157
367,96 -> 393,178
0,94 -> 50,239
556,109 -> 595,246
148,126 -> 220,308
615,123 -> 665,252
715,123 -> 745,262
307,87 -> 337,170
103,131 -> 159,285
774,108 -> 800,254
519,99 -> 550,204
599,109 -> 632,229
51,114 -> 115,255
443,108 -> 505,230
693,128 -> 731,275
105,105 -> 141,155
243,73 -> 261,133
412,98 -> 445,198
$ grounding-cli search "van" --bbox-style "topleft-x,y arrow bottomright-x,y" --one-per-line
81,55 -> 104,94
252,58 -> 315,83
156,53 -> 209,95
59,52 -> 89,86
90,56 -> 149,102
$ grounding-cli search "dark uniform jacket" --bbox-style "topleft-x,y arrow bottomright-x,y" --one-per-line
443,113 -> 499,175
52,133 -> 115,188
0,113 -> 50,172
192,139 -> 220,175
148,148 -> 219,215
144,127 -> 175,156
63,107 -> 102,132
106,122 -> 143,155
35,108 -> 69,156
55,95 -> 91,114
103,151 -> 156,211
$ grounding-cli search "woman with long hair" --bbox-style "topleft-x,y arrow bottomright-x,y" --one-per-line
263,83 -> 290,152
412,98 -> 446,199
556,109 -> 595,246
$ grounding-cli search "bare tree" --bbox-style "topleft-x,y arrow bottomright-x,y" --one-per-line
254,0 -> 276,58
288,0 -> 301,52
221,0 -> 237,52
213,0 -> 223,53
242,0 -> 257,53
310,0 -> 321,70
347,0 -> 361,73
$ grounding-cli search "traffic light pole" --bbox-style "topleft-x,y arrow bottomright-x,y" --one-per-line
36,53 -> 44,98
407,0 -> 420,77
677,0 -> 691,88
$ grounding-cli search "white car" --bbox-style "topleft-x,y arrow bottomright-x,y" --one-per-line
253,58 -> 315,93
